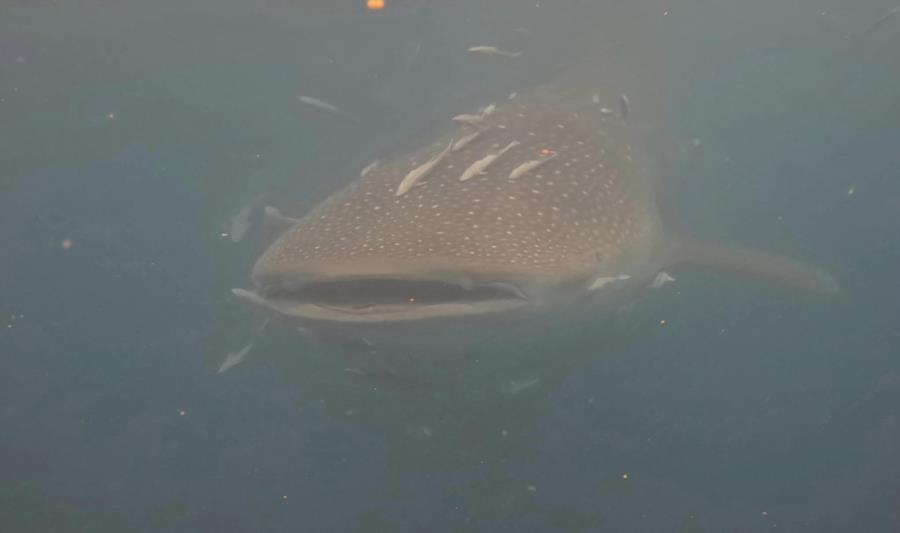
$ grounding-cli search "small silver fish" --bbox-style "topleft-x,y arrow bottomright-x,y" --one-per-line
452,129 -> 483,152
507,151 -> 557,180
263,206 -> 300,228
396,139 -> 454,196
864,4 -> 900,35
229,204 -> 254,243
651,271 -> 675,289
458,141 -> 519,182
452,113 -> 484,125
618,93 -> 630,120
502,376 -> 540,395
452,103 -> 496,125
297,95 -> 356,121
218,342 -> 253,374
587,274 -> 631,291
298,95 -> 341,114
467,46 -> 522,58
228,194 -> 265,243
360,159 -> 381,177
484,282 -> 528,300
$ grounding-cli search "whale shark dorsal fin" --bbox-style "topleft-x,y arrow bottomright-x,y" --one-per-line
666,237 -> 839,295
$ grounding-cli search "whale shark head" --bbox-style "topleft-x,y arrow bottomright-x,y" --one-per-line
235,83 -> 676,323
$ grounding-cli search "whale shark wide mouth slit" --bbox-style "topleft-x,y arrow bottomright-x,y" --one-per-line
262,278 -> 526,310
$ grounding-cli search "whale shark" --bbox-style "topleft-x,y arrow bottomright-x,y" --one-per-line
232,66 -> 838,341
225,61 -> 842,506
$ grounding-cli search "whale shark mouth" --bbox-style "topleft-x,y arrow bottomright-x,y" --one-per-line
234,277 -> 530,323
267,278 -> 526,309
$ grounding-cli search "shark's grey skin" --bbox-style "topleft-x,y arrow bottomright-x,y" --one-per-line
234,74 -> 837,336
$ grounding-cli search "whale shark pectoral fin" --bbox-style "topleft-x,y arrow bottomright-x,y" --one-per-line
666,237 -> 840,296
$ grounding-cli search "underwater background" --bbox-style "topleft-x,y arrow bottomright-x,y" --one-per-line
2,1 -> 900,531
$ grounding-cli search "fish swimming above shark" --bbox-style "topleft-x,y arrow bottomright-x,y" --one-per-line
233,68 -> 838,336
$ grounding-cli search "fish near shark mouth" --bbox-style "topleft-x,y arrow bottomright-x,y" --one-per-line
234,277 -> 530,323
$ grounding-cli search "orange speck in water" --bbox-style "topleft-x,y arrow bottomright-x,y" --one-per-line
61,238 -> 73,250
541,148 -> 551,156
367,0 -> 385,10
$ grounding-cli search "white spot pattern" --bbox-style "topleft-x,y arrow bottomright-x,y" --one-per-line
256,101 -> 643,277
